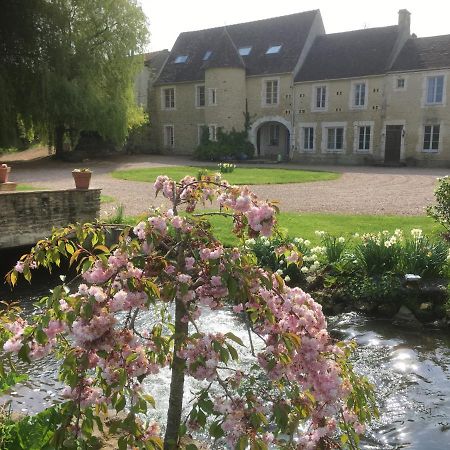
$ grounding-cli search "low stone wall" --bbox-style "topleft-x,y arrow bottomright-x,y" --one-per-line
0,189 -> 101,248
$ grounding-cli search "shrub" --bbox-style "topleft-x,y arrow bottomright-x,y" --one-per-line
354,230 -> 402,276
398,229 -> 448,278
194,128 -> 254,161
427,176 -> 450,233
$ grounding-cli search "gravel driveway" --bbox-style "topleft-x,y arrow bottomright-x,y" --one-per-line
7,154 -> 449,217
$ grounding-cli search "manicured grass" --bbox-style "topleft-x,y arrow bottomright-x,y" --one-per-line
101,194 -> 115,204
110,210 -> 441,247
16,184 -> 40,191
205,212 -> 442,247
111,166 -> 340,185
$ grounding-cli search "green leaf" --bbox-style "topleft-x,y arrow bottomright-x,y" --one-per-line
115,395 -> 126,412
225,332 -> 244,346
118,436 -> 128,450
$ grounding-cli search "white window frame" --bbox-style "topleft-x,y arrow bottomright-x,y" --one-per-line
208,124 -> 218,142
163,124 -> 175,148
262,78 -> 280,107
197,124 -> 206,145
423,74 -> 446,106
195,84 -> 205,108
311,84 -> 328,112
421,123 -> 442,153
393,76 -> 407,91
353,121 -> 374,154
350,80 -> 368,109
208,88 -> 217,106
161,86 -> 176,110
299,123 -> 316,153
321,122 -> 347,154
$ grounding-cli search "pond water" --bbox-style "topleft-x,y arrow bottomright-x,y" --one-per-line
3,296 -> 450,450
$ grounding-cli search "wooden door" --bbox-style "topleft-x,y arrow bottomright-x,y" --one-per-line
384,125 -> 403,164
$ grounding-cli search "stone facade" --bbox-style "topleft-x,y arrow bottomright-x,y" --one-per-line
144,9 -> 450,166
0,189 -> 101,248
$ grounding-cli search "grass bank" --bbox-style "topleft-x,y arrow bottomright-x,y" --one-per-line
111,166 -> 340,185
104,210 -> 439,247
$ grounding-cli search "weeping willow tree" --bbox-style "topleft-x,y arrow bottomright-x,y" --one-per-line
0,0 -> 149,156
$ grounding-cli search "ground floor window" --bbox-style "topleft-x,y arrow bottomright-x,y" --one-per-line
423,124 -> 440,152
326,127 -> 344,152
302,127 -> 314,151
358,125 -> 371,151
208,124 -> 218,142
163,125 -> 174,148
269,124 -> 280,146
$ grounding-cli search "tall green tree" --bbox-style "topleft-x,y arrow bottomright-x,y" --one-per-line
0,0 -> 149,155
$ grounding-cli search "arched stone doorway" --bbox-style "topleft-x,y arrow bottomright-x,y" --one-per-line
249,116 -> 292,160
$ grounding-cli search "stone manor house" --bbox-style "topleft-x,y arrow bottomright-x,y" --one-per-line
136,9 -> 450,166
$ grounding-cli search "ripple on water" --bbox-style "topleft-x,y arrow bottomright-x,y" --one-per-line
2,302 -> 449,449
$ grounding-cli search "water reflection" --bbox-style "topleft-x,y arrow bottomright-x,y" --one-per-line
2,297 -> 450,449
330,313 -> 450,450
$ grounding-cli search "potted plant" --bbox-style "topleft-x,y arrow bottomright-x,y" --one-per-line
0,164 -> 11,183
72,168 -> 92,189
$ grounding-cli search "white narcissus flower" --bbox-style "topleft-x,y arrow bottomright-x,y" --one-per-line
301,266 -> 309,273
284,275 -> 291,282
338,237 -> 345,243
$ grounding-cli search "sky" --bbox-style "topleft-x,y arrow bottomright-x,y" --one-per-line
140,0 -> 450,51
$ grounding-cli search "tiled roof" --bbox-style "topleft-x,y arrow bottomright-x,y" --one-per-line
204,28 -> 245,70
295,26 -> 400,82
390,35 -> 450,72
155,10 -> 319,84
144,49 -> 170,76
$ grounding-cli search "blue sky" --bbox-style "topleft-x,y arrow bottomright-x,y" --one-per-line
140,0 -> 450,51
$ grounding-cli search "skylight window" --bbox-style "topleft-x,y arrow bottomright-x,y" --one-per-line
238,46 -> 252,56
203,50 -> 212,60
174,55 -> 188,64
266,45 -> 282,54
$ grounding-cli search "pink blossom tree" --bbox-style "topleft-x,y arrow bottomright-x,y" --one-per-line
3,173 -> 376,449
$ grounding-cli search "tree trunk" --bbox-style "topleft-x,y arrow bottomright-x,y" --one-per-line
54,125 -> 65,158
164,298 -> 188,449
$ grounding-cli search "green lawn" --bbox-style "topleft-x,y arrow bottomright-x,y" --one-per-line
111,166 -> 340,185
100,194 -> 115,204
205,212 -> 441,247
16,184 -> 40,191
106,210 -> 441,247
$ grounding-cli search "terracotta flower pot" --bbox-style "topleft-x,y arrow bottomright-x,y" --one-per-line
72,170 -> 92,189
0,165 -> 11,183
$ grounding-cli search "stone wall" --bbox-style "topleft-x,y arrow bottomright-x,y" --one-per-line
0,189 -> 101,248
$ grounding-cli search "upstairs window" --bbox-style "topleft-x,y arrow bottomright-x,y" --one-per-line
314,85 -> 327,110
264,79 -> 279,105
174,55 -> 188,64
162,87 -> 175,109
266,45 -> 282,54
209,88 -> 217,105
203,50 -> 212,60
423,124 -> 440,152
238,46 -> 252,56
353,82 -> 366,107
397,78 -> 405,89
426,75 -> 444,104
196,85 -> 205,107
